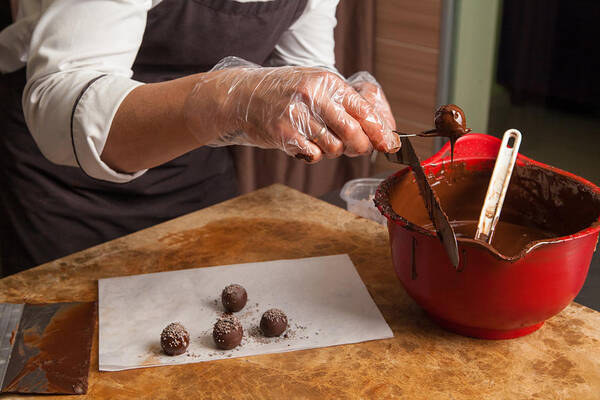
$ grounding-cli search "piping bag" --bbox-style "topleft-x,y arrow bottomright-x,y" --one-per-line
0,302 -> 95,394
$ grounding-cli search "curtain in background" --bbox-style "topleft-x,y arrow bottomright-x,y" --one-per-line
231,0 -> 376,197
497,0 -> 600,110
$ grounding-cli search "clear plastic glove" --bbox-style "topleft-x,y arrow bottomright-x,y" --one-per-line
347,71 -> 397,133
184,57 -> 400,162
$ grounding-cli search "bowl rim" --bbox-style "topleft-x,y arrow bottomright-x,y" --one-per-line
374,134 -> 600,262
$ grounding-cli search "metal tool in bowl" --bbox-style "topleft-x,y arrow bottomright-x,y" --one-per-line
385,137 -> 460,267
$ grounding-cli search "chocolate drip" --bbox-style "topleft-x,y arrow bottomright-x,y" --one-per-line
429,104 -> 471,162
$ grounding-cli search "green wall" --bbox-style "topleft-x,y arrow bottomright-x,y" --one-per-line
449,0 -> 502,133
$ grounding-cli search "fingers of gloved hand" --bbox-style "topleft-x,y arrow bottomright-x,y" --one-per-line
276,124 -> 323,163
287,102 -> 344,158
347,72 -> 400,151
306,119 -> 344,159
353,82 -> 397,132
316,99 -> 373,157
351,81 -> 384,106
346,71 -> 380,87
378,104 -> 397,132
359,86 -> 398,146
340,87 -> 400,153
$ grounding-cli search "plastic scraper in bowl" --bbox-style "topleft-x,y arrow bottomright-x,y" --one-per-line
475,129 -> 522,243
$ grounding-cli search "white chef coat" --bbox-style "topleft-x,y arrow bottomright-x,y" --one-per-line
0,0 -> 339,182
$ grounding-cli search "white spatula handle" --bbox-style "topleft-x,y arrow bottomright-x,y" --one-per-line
475,129 -> 522,243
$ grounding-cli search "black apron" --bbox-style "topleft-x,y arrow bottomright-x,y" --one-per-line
0,0 -> 308,276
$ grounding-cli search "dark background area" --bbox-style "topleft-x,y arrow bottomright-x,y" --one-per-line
489,0 -> 600,310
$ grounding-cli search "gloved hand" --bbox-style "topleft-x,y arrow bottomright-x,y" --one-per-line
347,71 -> 397,133
184,57 -> 400,163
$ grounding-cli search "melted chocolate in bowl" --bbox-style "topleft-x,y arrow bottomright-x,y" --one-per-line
390,160 -> 600,258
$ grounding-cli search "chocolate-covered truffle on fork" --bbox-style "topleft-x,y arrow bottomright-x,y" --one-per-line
213,315 -> 243,350
393,104 -> 471,162
160,322 -> 190,356
221,283 -> 247,312
260,308 -> 288,337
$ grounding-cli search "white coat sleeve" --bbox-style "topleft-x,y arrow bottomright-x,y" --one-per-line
23,0 -> 153,182
266,0 -> 339,72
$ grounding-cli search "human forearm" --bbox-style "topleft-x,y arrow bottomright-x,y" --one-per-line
102,74 -> 213,173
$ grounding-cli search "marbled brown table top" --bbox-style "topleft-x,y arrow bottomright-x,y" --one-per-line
1,184 -> 599,399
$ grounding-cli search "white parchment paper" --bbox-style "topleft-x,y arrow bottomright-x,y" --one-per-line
98,254 -> 393,371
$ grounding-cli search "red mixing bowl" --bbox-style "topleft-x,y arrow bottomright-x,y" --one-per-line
375,133 -> 600,339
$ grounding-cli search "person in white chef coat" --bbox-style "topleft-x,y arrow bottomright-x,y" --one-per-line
0,0 -> 398,276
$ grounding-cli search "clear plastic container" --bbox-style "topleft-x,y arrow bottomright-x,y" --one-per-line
339,178 -> 387,225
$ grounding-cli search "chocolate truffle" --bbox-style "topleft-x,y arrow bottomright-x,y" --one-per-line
160,322 -> 190,356
221,284 -> 247,312
432,104 -> 471,162
433,104 -> 470,139
213,315 -> 243,350
260,308 -> 288,337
